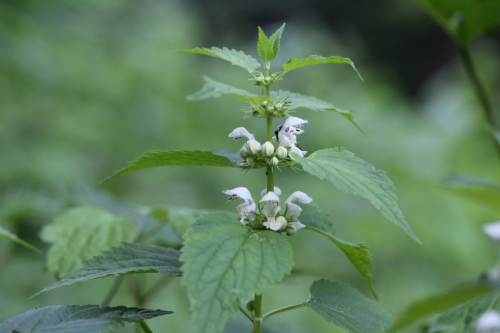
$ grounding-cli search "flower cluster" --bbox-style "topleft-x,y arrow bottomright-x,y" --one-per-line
223,186 -> 312,236
229,116 -> 308,168
245,99 -> 293,119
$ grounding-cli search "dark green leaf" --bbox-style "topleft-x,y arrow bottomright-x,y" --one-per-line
268,23 -> 286,57
0,225 -> 40,253
257,27 -> 275,64
443,176 -> 500,215
177,47 -> 260,73
282,55 -> 362,80
0,305 -> 172,333
182,213 -> 293,333
40,207 -> 133,275
102,150 -> 241,182
32,242 -> 182,297
293,148 -> 420,243
306,279 -> 392,333
188,76 -> 258,102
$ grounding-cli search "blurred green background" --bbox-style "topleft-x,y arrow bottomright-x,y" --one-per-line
1,0 -> 500,332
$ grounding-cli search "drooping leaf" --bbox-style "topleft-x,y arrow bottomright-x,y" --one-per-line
40,207 -> 133,275
271,90 -> 362,132
0,225 -> 40,253
268,23 -> 286,57
187,76 -> 258,103
306,279 -> 392,333
177,47 -> 261,73
102,150 -> 241,182
293,148 -> 420,243
417,0 -> 500,46
282,55 -> 362,80
32,242 -> 182,297
443,176 -> 500,216
0,305 -> 172,333
182,213 -> 293,333
390,281 -> 494,332
257,27 -> 275,65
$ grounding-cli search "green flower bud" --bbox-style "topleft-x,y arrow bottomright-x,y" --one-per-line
286,226 -> 297,236
240,145 -> 249,158
262,141 -> 274,156
269,157 -> 279,166
276,216 -> 288,231
246,157 -> 255,166
247,139 -> 262,155
276,146 -> 288,159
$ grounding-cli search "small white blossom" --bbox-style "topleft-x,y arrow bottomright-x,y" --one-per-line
223,187 -> 257,224
289,144 -> 307,160
477,310 -> 500,332
278,117 -> 307,146
262,141 -> 274,156
484,222 -> 500,241
260,191 -> 281,230
269,157 -> 279,166
274,216 -> 288,231
275,146 -> 288,159
247,139 -> 262,154
229,127 -> 255,140
260,187 -> 282,198
285,191 -> 313,220
290,221 -> 306,230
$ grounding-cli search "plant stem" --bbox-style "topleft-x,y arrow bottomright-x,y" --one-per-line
238,306 -> 253,322
138,319 -> 154,333
139,275 -> 173,305
102,276 -> 124,306
263,303 -> 306,320
253,293 -> 263,333
457,44 -> 500,158
267,117 -> 274,193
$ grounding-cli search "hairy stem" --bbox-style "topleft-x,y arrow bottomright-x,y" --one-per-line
253,293 -> 263,333
263,303 -> 306,320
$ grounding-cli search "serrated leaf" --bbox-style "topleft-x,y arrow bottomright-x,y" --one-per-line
0,225 -> 40,253
177,47 -> 261,73
282,55 -> 362,80
272,90 -> 363,132
293,148 -> 420,243
443,176 -> 500,215
102,150 -> 241,182
212,149 -> 243,165
269,23 -> 286,57
306,279 -> 392,333
32,242 -> 182,297
40,207 -> 133,275
257,27 -> 275,64
298,204 -> 335,235
188,76 -> 258,102
182,213 -> 293,333
390,281 -> 494,332
0,305 -> 172,333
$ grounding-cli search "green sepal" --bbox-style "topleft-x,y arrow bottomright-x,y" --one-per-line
282,55 -> 362,80
177,47 -> 260,73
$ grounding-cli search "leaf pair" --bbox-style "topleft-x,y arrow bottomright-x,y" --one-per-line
257,24 -> 285,66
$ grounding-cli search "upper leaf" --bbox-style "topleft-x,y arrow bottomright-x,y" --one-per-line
443,176 -> 500,216
32,242 -> 182,297
271,90 -> 363,132
182,213 -> 293,333
298,204 -> 335,235
282,55 -> 362,80
268,23 -> 286,57
40,207 -> 133,275
293,148 -> 420,243
177,47 -> 261,73
188,76 -> 258,103
0,305 -> 172,333
0,225 -> 40,253
306,279 -> 392,333
102,150 -> 242,182
257,27 -> 275,65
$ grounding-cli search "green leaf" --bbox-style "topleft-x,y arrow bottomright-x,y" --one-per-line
282,55 -> 362,80
40,207 -> 133,275
306,279 -> 392,333
297,204 -> 335,235
417,0 -> 500,46
102,150 -> 241,182
272,90 -> 363,132
257,27 -> 275,64
293,148 -> 420,243
182,213 -> 293,333
0,225 -> 40,253
177,47 -> 261,73
443,176 -> 500,215
32,242 -> 182,297
188,76 -> 258,102
0,305 -> 172,333
212,150 -> 243,165
390,281 -> 494,332
269,23 -> 286,57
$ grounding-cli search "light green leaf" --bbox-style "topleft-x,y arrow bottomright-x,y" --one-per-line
32,242 -> 182,297
282,55 -> 362,80
0,225 -> 40,253
102,150 -> 241,182
306,279 -> 392,333
443,176 -> 500,216
212,149 -> 243,165
177,47 -> 261,73
417,0 -> 500,46
257,27 -> 275,64
0,305 -> 171,333
40,207 -> 133,275
293,148 -> 420,243
269,23 -> 286,57
272,90 -> 363,132
182,213 -> 293,333
188,76 -> 258,103
390,281 -> 494,332
297,204 -> 335,235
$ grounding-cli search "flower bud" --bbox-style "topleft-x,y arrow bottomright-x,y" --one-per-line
246,157 -> 255,166
240,145 -> 249,158
276,216 -> 288,231
276,146 -> 288,159
274,102 -> 283,109
269,157 -> 279,166
246,300 -> 255,312
261,141 -> 274,156
286,226 -> 297,236
247,139 -> 261,154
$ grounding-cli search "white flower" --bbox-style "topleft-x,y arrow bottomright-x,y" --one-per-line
260,187 -> 282,198
484,222 -> 500,241
262,141 -> 274,156
275,146 -> 288,159
260,191 -> 281,230
288,144 -> 307,160
274,216 -> 288,231
247,140 -> 262,154
289,221 -> 306,230
269,157 -> 279,166
477,310 -> 500,332
223,187 -> 257,224
285,191 -> 313,220
278,117 -> 307,147
229,127 -> 255,140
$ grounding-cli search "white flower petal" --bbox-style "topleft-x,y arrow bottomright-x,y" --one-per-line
260,187 -> 282,198
290,221 -> 306,230
260,191 -> 280,202
285,191 -> 313,205
223,187 -> 253,202
269,221 -> 282,231
228,127 -> 255,140
483,222 -> 500,241
283,117 -> 308,129
288,144 -> 306,159
286,203 -> 302,220
477,310 -> 500,331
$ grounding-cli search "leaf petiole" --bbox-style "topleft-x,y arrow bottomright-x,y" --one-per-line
239,305 -> 253,322
263,303 -> 306,320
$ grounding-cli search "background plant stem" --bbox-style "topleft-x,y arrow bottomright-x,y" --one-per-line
253,293 -> 263,333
